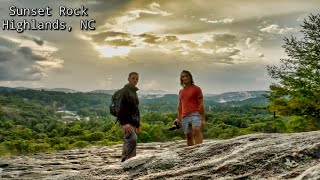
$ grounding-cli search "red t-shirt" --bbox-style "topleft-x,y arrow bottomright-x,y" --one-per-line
179,84 -> 203,118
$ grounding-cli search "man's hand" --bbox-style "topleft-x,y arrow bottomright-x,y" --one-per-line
174,118 -> 181,124
136,126 -> 142,133
201,117 -> 205,128
123,124 -> 133,134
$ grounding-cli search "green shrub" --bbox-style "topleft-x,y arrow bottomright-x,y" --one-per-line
73,141 -> 89,148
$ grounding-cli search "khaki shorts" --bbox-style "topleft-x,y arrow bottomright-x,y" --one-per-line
181,112 -> 201,134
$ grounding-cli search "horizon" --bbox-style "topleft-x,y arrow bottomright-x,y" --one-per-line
0,0 -> 318,93
0,85 -> 267,95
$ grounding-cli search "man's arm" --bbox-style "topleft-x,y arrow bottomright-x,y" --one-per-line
198,97 -> 205,127
175,98 -> 182,124
178,99 -> 182,121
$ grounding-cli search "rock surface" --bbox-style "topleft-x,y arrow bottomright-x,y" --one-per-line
1,131 -> 320,179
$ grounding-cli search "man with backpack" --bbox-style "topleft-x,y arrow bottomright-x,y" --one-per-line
110,72 -> 141,162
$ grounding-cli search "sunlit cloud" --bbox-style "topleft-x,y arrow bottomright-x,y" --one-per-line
260,24 -> 295,34
93,45 -> 132,58
127,22 -> 164,34
200,17 -> 235,24
101,2 -> 172,34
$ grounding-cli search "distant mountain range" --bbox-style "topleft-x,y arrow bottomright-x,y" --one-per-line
0,86 -> 267,103
89,89 -> 118,94
11,87 -> 79,93
205,91 -> 267,103
90,89 -> 170,95
139,91 -> 267,105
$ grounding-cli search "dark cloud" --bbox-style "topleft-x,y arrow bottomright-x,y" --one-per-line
17,47 -> 46,61
90,31 -> 135,46
139,33 -> 161,44
91,31 -> 180,46
0,36 -> 62,81
0,37 -> 19,49
104,39 -> 134,46
0,37 -> 16,63
0,49 -> 14,62
0,65 -> 43,81
101,31 -> 131,37
203,34 -> 238,48
91,31 -> 131,44
163,35 -> 178,42
21,35 -> 44,46
92,31 -> 130,39
33,38 -> 44,46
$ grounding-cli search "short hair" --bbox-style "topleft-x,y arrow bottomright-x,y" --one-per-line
128,72 -> 139,78
180,70 -> 194,87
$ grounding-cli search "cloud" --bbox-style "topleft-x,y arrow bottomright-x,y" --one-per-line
87,30 -> 242,64
17,47 -> 46,61
1,0 -> 318,93
111,2 -> 172,25
202,34 -> 238,48
192,47 -> 241,64
140,79 -> 161,90
91,31 -> 131,43
138,33 -> 161,44
104,39 -> 134,47
260,24 -> 295,34
181,40 -> 200,49
95,74 -> 113,89
81,1 -> 309,66
0,36 -> 63,81
163,35 -> 179,42
103,31 -> 131,37
91,32 -> 179,46
21,35 -> 44,46
0,48 -> 14,62
93,45 -> 131,58
245,36 -> 263,49
200,17 -> 234,24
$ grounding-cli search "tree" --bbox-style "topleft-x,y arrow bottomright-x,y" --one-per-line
267,14 -> 320,119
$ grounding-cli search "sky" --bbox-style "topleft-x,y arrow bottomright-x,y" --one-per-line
0,0 -> 319,94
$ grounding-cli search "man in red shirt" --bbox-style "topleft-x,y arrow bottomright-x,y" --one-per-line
174,70 -> 205,146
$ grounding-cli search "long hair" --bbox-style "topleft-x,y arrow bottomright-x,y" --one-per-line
180,70 -> 194,87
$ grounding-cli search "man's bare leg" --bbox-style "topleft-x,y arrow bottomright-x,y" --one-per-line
192,126 -> 203,144
186,132 -> 194,146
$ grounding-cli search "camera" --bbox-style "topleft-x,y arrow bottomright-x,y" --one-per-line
169,121 -> 180,131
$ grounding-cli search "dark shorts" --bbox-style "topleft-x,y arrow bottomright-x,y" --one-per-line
181,112 -> 201,134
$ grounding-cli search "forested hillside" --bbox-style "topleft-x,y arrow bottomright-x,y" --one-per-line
0,87 -> 316,156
